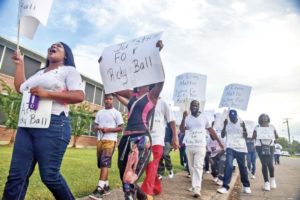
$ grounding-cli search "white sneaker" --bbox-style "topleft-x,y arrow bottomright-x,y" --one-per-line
193,190 -> 201,198
217,187 -> 228,194
212,177 -> 218,182
264,181 -> 271,191
251,175 -> 256,179
270,177 -> 277,189
187,187 -> 194,192
168,170 -> 174,178
206,171 -> 210,174
243,187 -> 251,194
216,179 -> 223,186
157,174 -> 162,180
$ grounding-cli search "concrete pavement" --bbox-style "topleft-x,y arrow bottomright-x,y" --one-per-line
78,169 -> 239,200
239,157 -> 300,200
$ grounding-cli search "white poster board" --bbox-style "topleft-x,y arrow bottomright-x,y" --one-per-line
244,120 -> 256,138
256,127 -> 275,140
183,129 -> 207,146
219,83 -> 252,111
173,73 -> 207,104
19,0 -> 53,39
18,90 -> 52,128
99,32 -> 165,93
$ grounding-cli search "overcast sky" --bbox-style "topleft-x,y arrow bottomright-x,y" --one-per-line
0,0 -> 299,141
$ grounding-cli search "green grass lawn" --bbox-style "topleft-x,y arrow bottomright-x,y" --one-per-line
0,146 -> 184,199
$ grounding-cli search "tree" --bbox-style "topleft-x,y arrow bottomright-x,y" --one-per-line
0,79 -> 21,145
277,137 -> 289,148
69,102 -> 94,148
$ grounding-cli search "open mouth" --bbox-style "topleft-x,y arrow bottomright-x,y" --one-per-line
49,48 -> 57,54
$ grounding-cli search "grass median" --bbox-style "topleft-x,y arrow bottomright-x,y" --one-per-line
0,146 -> 183,199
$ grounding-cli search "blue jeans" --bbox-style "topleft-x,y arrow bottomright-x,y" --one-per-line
223,148 -> 250,189
247,151 -> 256,175
3,114 -> 74,200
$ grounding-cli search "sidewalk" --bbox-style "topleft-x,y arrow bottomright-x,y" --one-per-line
239,157 -> 300,200
78,169 -> 239,200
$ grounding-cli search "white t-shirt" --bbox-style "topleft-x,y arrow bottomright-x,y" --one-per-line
150,99 -> 175,146
184,113 -> 210,147
19,66 -> 84,116
207,130 -> 225,157
254,124 -> 276,146
225,119 -> 247,153
94,108 -> 124,141
274,143 -> 282,155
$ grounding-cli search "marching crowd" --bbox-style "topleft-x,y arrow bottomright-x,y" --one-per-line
2,40 -> 281,200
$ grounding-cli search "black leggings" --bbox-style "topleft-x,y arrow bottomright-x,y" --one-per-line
256,146 -> 275,182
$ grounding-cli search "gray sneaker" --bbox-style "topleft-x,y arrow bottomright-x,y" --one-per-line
89,186 -> 103,200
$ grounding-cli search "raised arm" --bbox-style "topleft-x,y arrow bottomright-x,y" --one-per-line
221,119 -> 228,138
114,93 -> 129,106
12,51 -> 26,93
179,111 -> 188,133
115,90 -> 133,100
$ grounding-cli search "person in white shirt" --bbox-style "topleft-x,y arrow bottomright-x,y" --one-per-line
140,98 -> 179,199
89,94 -> 124,200
252,113 -> 279,191
274,140 -> 282,165
180,100 -> 223,198
3,42 -> 84,200
217,109 -> 251,195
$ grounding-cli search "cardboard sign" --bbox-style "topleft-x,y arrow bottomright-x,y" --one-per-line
99,32 -> 165,93
18,90 -> 52,128
19,0 -> 53,39
219,83 -> 252,111
256,127 -> 275,140
173,73 -> 207,104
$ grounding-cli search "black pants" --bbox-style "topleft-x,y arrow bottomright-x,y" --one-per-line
256,146 -> 275,182
158,142 -> 173,176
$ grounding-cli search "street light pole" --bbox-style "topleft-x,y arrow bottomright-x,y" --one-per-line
283,118 -> 291,143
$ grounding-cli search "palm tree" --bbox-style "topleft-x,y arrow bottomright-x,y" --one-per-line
69,103 -> 94,148
0,79 -> 21,145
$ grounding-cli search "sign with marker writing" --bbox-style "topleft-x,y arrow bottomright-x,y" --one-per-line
99,32 -> 165,93
256,127 -> 275,140
183,129 -> 207,146
173,73 -> 207,104
18,90 -> 52,128
219,83 -> 252,111
19,0 -> 53,39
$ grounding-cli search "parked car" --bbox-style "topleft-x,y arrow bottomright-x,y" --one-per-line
281,151 -> 290,157
294,152 -> 300,156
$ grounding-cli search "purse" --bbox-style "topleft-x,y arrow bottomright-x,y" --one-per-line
260,140 -> 272,156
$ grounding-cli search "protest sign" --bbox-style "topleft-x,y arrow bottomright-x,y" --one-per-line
219,83 -> 251,111
18,0 -> 53,39
99,32 -> 165,93
18,90 -> 52,128
173,73 -> 207,105
256,127 -> 275,140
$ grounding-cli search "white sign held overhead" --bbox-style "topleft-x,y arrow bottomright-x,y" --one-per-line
18,90 -> 52,128
219,83 -> 252,111
99,32 -> 165,94
18,0 -> 53,39
173,73 -> 207,104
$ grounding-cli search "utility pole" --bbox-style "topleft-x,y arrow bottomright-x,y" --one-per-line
283,118 -> 291,143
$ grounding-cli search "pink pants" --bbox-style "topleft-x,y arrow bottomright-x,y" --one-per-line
141,145 -> 163,195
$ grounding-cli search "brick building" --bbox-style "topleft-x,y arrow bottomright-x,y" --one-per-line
0,36 -> 126,147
